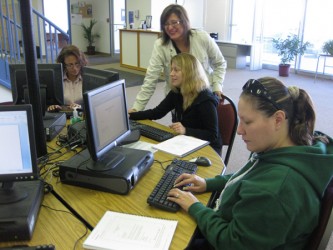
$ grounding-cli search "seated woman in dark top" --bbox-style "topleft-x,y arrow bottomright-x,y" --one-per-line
129,53 -> 222,155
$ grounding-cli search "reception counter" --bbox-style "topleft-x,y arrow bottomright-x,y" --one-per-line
119,30 -> 254,71
120,29 -> 161,72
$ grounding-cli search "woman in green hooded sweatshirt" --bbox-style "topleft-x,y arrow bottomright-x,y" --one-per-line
168,77 -> 333,249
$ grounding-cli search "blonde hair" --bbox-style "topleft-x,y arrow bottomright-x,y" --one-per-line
170,53 -> 210,110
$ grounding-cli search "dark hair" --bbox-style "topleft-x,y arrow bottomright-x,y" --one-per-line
241,77 -> 316,146
160,4 -> 192,46
56,45 -> 88,74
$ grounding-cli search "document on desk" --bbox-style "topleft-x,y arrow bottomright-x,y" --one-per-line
122,140 -> 157,154
152,135 -> 209,157
83,211 -> 178,250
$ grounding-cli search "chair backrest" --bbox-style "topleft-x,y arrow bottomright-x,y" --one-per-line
217,94 -> 238,166
306,177 -> 333,250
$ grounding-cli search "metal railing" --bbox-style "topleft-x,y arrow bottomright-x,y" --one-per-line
0,1 -> 69,88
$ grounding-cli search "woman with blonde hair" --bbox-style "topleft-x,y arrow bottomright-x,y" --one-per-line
129,53 -> 222,154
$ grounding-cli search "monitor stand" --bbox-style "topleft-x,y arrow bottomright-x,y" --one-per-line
43,112 -> 66,141
86,152 -> 125,172
0,180 -> 44,241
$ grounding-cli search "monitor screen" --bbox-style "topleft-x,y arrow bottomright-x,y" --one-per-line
9,63 -> 64,116
83,79 -> 130,171
82,66 -> 119,93
0,104 -> 39,204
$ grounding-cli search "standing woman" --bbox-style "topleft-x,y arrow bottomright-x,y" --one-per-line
48,45 -> 88,111
129,4 -> 226,114
129,53 -> 222,155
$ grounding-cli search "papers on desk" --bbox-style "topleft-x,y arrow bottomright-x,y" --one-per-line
122,140 -> 157,153
152,135 -> 209,157
83,211 -> 177,250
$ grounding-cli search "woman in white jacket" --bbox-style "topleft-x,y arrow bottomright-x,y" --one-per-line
129,4 -> 227,113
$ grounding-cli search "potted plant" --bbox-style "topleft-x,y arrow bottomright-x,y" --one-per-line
272,34 -> 310,77
322,40 -> 333,55
81,19 -> 100,55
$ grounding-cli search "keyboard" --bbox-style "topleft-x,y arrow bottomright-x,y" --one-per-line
0,245 -> 55,250
147,159 -> 198,212
129,120 -> 174,142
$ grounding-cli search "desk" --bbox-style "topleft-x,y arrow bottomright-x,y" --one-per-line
0,193 -> 89,248
49,120 -> 224,249
120,29 -> 161,72
216,41 -> 252,69
1,121 -> 223,249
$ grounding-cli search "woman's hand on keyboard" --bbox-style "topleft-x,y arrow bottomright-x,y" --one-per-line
173,173 -> 207,193
167,188 -> 199,212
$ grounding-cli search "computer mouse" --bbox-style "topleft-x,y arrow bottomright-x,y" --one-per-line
193,156 -> 211,167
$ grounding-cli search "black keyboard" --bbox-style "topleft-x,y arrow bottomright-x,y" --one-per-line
129,120 -> 174,142
147,159 -> 198,212
0,245 -> 55,250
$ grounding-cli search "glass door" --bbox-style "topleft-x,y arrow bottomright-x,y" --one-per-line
110,0 -> 126,55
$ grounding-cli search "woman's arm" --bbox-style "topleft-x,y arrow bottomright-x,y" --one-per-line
132,40 -> 174,111
129,91 -> 176,120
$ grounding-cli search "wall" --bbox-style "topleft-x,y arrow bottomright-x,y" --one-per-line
126,0 -> 151,29
127,0 -> 206,31
70,0 -> 110,54
204,0 -> 229,40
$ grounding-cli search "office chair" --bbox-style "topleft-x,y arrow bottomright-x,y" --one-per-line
217,94 -> 238,167
203,95 -> 238,209
306,177 -> 333,250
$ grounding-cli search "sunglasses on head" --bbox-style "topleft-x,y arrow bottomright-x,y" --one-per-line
242,79 -> 282,111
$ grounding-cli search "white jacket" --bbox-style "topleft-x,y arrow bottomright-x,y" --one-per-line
132,29 -> 227,111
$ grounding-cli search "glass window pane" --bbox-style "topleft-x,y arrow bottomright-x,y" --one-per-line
301,0 -> 333,74
261,0 -> 304,67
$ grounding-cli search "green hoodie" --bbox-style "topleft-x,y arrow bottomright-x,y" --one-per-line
188,132 -> 333,249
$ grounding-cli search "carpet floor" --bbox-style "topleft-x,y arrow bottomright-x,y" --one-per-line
105,68 -> 164,88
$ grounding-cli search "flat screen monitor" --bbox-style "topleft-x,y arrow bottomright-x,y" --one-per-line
9,63 -> 64,117
82,66 -> 119,93
0,104 -> 39,204
83,79 -> 131,171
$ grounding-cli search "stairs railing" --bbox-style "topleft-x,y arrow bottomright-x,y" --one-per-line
0,1 -> 69,88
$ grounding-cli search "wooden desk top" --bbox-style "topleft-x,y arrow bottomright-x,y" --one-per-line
47,120 -> 224,249
0,193 -> 89,249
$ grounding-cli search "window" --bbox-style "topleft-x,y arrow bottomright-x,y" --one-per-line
230,0 -> 333,74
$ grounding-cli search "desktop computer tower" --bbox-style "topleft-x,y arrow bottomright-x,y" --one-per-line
0,180 -> 44,241
59,147 -> 154,195
43,112 -> 66,141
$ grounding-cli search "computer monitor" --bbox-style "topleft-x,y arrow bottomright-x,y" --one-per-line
82,66 -> 119,93
9,63 -> 64,117
83,79 -> 131,171
0,104 -> 39,204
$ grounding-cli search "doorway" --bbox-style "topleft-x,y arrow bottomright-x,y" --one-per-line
110,0 -> 126,55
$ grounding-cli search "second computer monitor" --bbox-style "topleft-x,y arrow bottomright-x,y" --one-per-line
82,67 -> 119,93
9,63 -> 64,116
